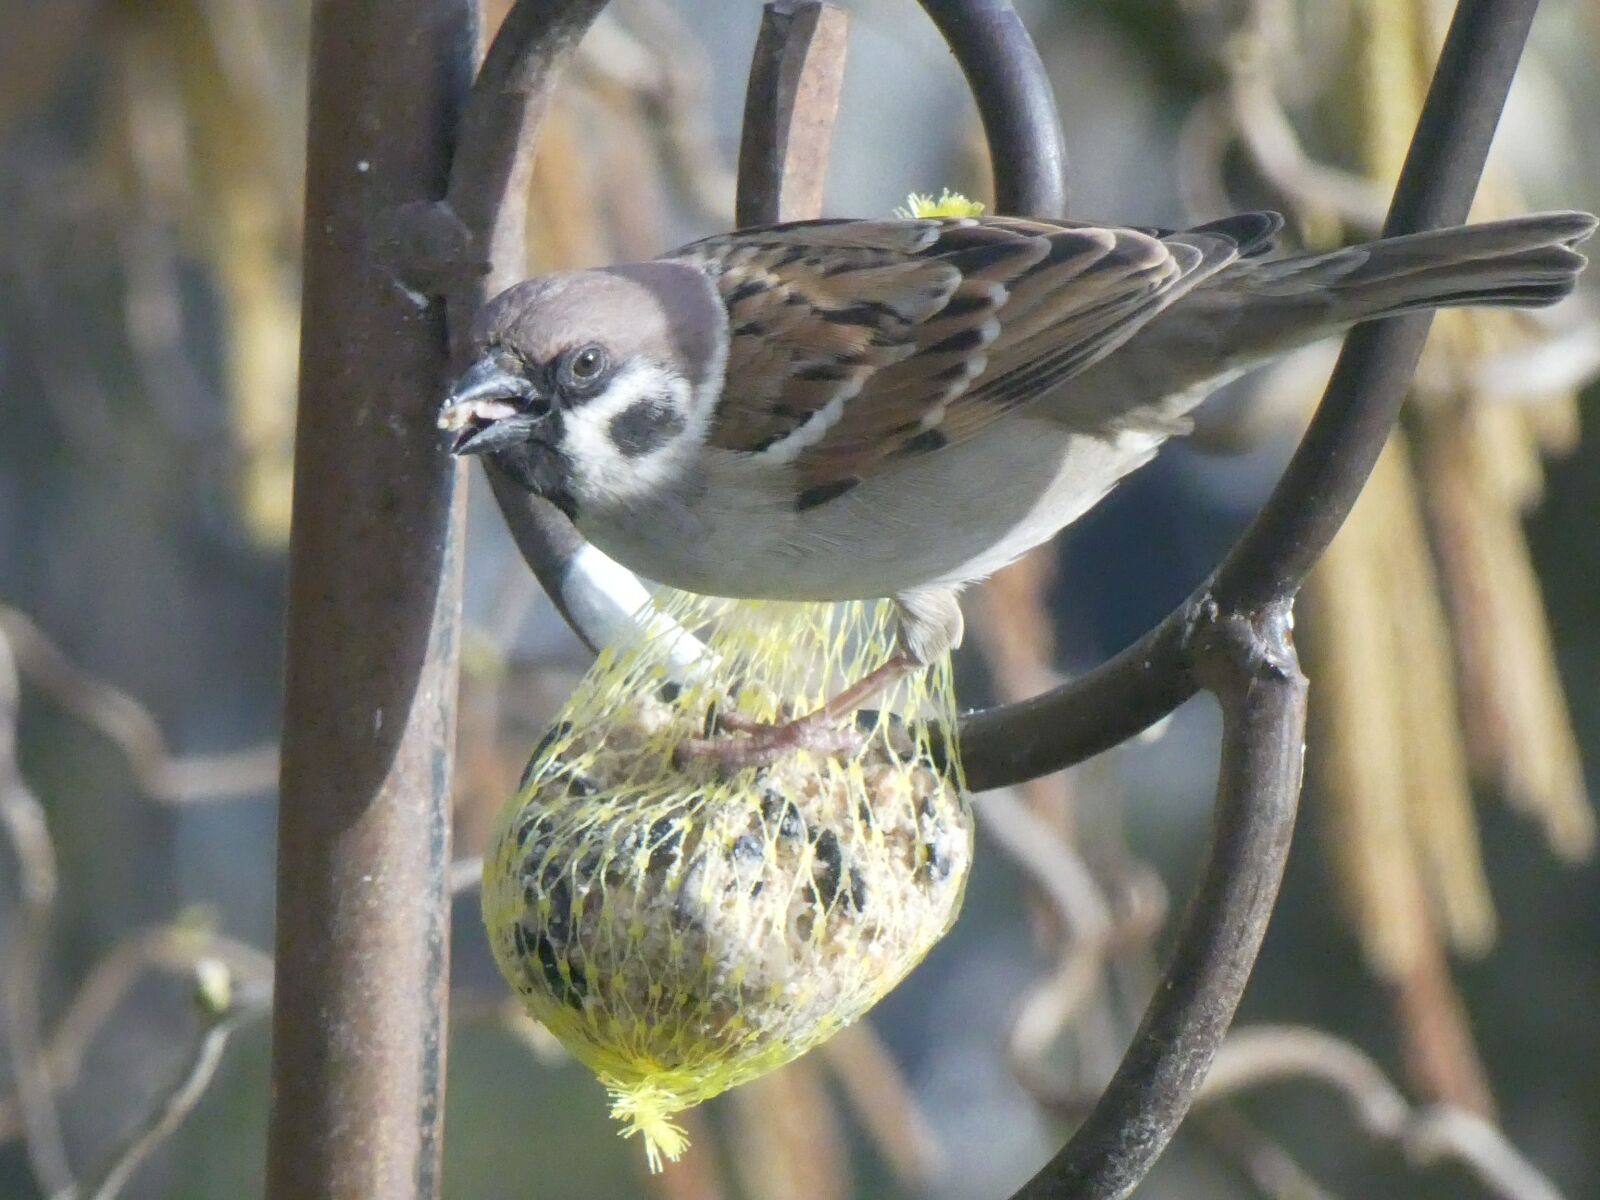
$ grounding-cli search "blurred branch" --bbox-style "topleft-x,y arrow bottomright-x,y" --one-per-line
976,789 -> 1114,1087
585,0 -> 737,226
731,1059 -> 849,1200
0,619 -> 74,1195
971,555 -> 1168,1103
1176,0 -> 1382,232
0,608 -> 278,804
3,608 -> 276,1200
0,923 -> 273,1144
1461,313 -> 1600,402
59,963 -> 272,1200
1192,1106 -> 1340,1200
643,1105 -> 723,1200
819,1023 -> 945,1192
1224,71 -> 1388,235
1202,1026 -> 1568,1200
1215,4 -> 1388,232
1389,926 -> 1496,1115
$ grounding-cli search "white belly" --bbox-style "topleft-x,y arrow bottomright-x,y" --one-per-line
574,415 -> 1165,602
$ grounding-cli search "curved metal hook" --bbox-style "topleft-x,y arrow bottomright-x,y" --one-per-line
1008,2 -> 1539,1196
956,0 -> 1543,791
918,0 -> 1068,218
444,0 -> 616,655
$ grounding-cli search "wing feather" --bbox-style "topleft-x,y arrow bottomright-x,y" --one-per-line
673,213 -> 1277,493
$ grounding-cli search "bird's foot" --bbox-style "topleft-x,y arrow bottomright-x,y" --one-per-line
673,710 -> 866,772
671,653 -> 916,773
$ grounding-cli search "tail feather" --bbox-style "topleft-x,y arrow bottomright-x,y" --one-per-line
1342,243 -> 1590,316
1046,210 -> 1594,434
1238,211 -> 1596,327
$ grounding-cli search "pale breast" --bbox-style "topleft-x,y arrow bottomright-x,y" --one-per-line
574,415 -> 1166,602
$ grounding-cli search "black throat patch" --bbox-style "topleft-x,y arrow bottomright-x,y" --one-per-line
490,412 -> 579,519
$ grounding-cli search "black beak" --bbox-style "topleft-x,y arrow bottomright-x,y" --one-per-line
438,357 -> 546,456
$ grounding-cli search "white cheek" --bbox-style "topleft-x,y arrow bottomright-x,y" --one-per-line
562,362 -> 704,505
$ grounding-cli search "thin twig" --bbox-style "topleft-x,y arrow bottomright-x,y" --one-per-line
1191,1105 -> 1342,1200
60,966 -> 272,1200
1201,1026 -> 1568,1200
599,0 -> 737,226
0,623 -> 74,1194
0,925 -> 272,1144
0,607 -> 278,805
1226,71 -> 1389,235
976,789 -> 1115,1092
819,1023 -> 945,1191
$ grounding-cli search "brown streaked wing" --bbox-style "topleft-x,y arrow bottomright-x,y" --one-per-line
793,218 -> 1237,489
672,215 -> 1267,491
676,220 -> 967,454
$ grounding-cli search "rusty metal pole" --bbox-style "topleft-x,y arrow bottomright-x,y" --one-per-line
735,1 -> 850,228
266,1 -> 474,1197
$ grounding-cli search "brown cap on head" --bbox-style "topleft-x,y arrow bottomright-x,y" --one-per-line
471,261 -> 728,394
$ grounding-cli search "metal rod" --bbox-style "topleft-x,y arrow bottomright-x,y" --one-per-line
447,0 -> 612,312
918,0 -> 1068,217
265,1 -> 474,1196
1011,603 -> 1308,1198
736,1 -> 850,228
999,2 -> 1540,1195
958,0 -> 1543,790
445,0 -> 625,653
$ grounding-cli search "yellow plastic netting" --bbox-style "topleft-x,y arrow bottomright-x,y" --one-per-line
480,591 -> 972,1170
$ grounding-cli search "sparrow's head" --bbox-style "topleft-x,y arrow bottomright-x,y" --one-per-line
440,262 -> 727,517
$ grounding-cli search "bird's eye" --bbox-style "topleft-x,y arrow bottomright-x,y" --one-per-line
564,344 -> 609,387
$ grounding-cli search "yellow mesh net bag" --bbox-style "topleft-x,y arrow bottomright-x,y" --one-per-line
480,590 -> 972,1170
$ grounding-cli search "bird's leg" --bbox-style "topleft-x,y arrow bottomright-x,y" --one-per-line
673,653 -> 917,771
671,588 -> 961,772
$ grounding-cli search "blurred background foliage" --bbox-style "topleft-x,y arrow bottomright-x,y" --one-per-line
2,0 -> 1599,1197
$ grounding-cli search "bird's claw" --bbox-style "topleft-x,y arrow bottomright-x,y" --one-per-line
673,712 -> 865,773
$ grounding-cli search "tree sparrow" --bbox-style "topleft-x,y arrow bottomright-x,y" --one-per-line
440,210 -> 1594,765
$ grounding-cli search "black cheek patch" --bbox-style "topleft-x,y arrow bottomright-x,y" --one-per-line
608,396 -> 686,458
